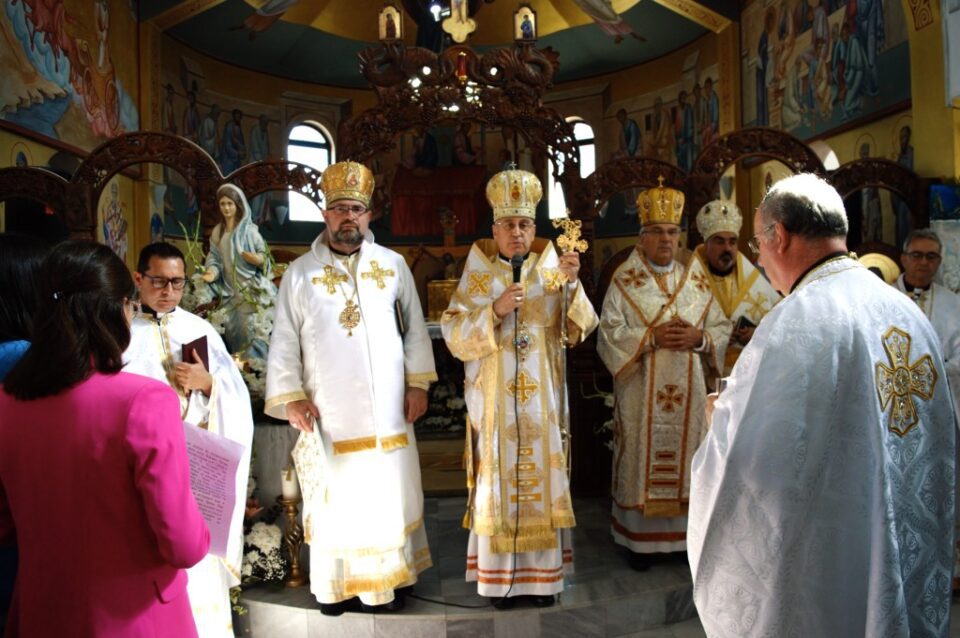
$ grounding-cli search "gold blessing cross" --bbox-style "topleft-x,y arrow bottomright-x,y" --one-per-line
552,216 -> 589,254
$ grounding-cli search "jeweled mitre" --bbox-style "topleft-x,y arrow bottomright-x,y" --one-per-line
321,161 -> 375,207
486,168 -> 542,221
637,178 -> 685,226
696,200 -> 742,239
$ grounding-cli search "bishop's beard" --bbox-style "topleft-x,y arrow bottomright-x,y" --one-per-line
332,226 -> 362,247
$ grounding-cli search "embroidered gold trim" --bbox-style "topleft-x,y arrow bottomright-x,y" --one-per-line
264,390 -> 309,412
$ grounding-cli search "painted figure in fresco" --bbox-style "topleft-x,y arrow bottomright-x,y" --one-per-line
841,22 -> 866,120
781,57 -> 805,130
199,104 -> 221,161
831,23 -> 847,106
200,184 -> 276,361
220,109 -> 246,174
859,143 -> 882,243
855,0 -> 885,96
674,90 -> 695,172
385,12 -> 398,39
703,77 -> 720,144
161,84 -> 177,134
617,108 -> 641,157
249,115 -> 272,225
181,90 -> 201,144
102,182 -> 128,264
756,7 -> 776,126
650,96 -> 674,162
692,83 -> 706,158
894,125 -> 915,247
520,14 -> 535,39
800,0 -> 829,112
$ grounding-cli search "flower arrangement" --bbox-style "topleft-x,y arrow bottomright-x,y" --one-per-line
240,472 -> 287,584
418,379 -> 468,438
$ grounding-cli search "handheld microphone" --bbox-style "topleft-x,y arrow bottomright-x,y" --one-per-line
510,253 -> 524,284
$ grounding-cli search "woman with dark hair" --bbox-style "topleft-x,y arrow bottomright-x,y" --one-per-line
0,234 -> 48,380
0,241 -> 210,637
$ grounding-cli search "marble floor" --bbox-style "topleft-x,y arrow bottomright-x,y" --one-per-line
241,496 -> 960,638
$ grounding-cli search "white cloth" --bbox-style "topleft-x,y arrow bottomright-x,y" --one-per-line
124,308 -> 253,638
689,257 -> 956,637
265,231 -> 437,604
440,241 -> 598,597
597,248 -> 730,554
693,248 -> 781,379
894,275 -> 960,407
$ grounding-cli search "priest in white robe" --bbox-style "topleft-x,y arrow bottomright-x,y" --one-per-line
598,179 -> 730,570
692,200 -> 780,388
894,228 -> 960,588
689,173 -> 956,637
124,242 -> 253,638
265,161 -> 437,615
441,168 -> 598,607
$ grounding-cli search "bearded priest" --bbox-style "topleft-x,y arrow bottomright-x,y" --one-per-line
265,161 -> 437,615
597,179 -> 730,571
691,200 -> 780,389
441,168 -> 598,607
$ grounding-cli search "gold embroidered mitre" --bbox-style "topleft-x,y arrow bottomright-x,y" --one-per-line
636,177 -> 684,226
321,161 -> 375,207
486,168 -> 542,221
696,200 -> 742,239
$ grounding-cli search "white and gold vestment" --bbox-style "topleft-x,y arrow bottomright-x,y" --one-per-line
441,240 -> 598,596
692,247 -> 780,380
598,248 -> 730,552
124,307 -> 253,638
265,231 -> 437,605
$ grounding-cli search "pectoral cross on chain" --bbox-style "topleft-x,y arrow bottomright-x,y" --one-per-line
361,260 -> 396,289
312,265 -> 348,294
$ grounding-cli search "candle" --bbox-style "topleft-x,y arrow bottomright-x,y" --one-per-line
281,465 -> 300,501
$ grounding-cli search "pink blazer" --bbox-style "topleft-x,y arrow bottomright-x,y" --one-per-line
0,372 -> 210,637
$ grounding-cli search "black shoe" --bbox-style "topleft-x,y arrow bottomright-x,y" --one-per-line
628,552 -> 653,572
360,596 -> 405,613
492,596 -> 516,610
320,601 -> 347,616
531,595 -> 555,608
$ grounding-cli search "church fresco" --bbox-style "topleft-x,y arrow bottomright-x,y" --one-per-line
0,0 -> 139,150
740,0 -> 909,138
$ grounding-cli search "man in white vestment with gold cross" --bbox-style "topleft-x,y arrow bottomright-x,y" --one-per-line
691,200 -> 780,390
124,242 -> 254,638
689,174 -> 955,637
265,161 -> 437,615
441,168 -> 598,607
597,178 -> 730,571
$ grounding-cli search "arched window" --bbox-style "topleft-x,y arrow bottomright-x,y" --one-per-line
548,119 -> 596,219
287,122 -> 334,222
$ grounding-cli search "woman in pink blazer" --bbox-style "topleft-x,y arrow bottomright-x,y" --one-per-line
0,241 -> 210,638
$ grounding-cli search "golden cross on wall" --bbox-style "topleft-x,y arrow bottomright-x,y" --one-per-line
875,326 -> 938,437
360,260 -> 396,289
657,175 -> 665,188
507,370 -> 539,405
312,265 -> 348,294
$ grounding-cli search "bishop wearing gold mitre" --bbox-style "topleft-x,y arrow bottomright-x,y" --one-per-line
597,178 -> 730,571
265,160 -> 437,614
441,168 -> 598,606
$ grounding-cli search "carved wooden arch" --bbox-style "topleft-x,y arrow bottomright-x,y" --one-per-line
338,43 -> 579,184
0,167 -> 84,235
829,158 -> 927,230
73,132 -> 223,226
227,161 -> 325,209
685,127 -> 827,244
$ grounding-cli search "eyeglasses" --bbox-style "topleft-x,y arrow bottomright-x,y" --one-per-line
904,251 -> 941,262
495,219 -> 535,232
141,274 -> 187,290
748,223 -> 778,255
642,227 -> 681,237
327,204 -> 369,218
